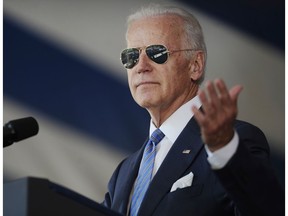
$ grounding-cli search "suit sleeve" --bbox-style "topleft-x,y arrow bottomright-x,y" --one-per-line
214,121 -> 284,216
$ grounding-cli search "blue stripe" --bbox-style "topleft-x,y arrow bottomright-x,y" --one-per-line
3,16 -> 149,153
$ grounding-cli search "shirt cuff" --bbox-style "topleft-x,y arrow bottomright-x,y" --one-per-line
205,131 -> 239,170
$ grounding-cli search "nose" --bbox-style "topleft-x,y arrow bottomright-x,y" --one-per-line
135,50 -> 152,73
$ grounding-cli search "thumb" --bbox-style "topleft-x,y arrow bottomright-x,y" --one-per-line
229,85 -> 243,103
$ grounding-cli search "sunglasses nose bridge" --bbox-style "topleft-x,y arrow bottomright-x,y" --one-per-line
138,47 -> 147,58
132,48 -> 154,71
137,47 -> 150,63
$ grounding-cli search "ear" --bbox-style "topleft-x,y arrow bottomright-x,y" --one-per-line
189,51 -> 205,82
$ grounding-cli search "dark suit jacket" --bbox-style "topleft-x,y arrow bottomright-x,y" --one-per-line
103,118 -> 284,216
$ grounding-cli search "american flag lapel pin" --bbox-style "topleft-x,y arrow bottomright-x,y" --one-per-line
182,149 -> 191,154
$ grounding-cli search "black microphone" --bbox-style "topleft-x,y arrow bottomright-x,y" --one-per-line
3,117 -> 39,147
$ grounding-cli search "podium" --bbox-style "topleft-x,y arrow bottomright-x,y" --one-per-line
4,177 -> 123,216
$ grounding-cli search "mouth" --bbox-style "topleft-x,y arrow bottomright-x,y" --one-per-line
136,81 -> 159,88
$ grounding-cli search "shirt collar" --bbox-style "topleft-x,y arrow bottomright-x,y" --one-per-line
149,96 -> 201,143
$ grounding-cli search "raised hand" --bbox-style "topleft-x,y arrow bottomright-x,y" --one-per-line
192,79 -> 243,152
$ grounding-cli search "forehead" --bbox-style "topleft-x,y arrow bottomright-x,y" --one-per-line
126,15 -> 185,48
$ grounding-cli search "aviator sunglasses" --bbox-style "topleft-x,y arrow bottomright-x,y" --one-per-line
120,44 -> 195,69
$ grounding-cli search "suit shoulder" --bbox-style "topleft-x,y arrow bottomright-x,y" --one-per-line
234,120 -> 266,137
234,119 -> 270,156
234,119 -> 259,129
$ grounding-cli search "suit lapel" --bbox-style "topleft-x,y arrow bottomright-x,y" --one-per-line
113,139 -> 148,214
112,139 -> 148,214
138,117 -> 204,216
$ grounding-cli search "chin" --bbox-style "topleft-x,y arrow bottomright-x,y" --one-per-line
136,98 -> 158,109
133,88 -> 163,108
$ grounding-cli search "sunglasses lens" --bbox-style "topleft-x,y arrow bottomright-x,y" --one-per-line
121,48 -> 139,69
146,45 -> 168,64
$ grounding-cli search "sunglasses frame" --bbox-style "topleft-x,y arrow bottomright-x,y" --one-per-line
120,44 -> 195,69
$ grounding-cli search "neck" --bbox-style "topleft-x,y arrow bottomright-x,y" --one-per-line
148,85 -> 198,128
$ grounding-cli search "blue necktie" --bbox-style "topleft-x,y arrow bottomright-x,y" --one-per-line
130,128 -> 165,216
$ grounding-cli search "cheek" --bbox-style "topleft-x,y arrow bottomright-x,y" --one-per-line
162,66 -> 181,87
162,65 -> 191,93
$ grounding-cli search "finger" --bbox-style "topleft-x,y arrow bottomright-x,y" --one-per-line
229,85 -> 243,103
206,81 -> 221,109
216,79 -> 243,107
199,81 -> 217,114
215,79 -> 231,105
198,88 -> 208,110
192,106 -> 206,126
206,81 -> 218,100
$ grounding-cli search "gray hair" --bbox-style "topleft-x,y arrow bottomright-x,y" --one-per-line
126,4 -> 207,84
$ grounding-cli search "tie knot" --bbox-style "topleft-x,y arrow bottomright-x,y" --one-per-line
150,129 -> 165,145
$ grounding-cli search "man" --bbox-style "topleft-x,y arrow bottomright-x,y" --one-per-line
103,4 -> 284,216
